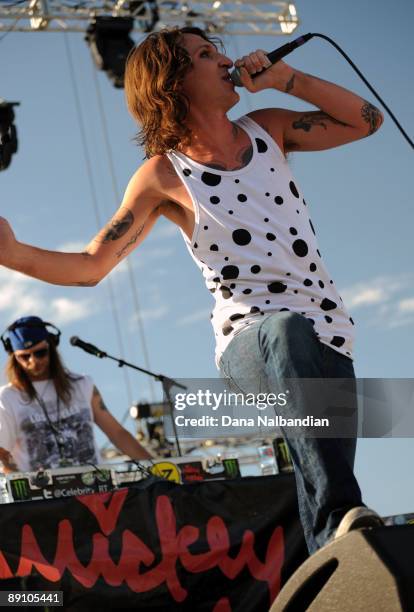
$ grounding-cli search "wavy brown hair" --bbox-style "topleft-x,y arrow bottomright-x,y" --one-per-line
6,341 -> 75,404
125,26 -> 223,158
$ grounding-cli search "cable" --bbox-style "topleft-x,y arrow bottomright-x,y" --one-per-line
310,33 -> 413,149
62,32 -> 135,408
0,16 -> 20,43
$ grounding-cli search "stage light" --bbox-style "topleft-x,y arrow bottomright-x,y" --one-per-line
85,17 -> 135,88
0,99 -> 19,171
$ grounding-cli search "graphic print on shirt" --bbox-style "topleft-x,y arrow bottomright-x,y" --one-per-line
20,403 -> 97,471
166,115 -> 355,366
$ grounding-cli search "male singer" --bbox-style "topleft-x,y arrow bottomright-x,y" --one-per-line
0,27 -> 384,552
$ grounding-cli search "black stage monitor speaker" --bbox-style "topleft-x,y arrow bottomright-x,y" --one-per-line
270,525 -> 414,612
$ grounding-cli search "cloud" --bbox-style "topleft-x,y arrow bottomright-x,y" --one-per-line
130,304 -> 169,325
0,268 -> 95,326
176,308 -> 211,327
340,274 -> 414,329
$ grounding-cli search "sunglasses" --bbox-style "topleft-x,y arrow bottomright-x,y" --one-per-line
16,347 -> 49,362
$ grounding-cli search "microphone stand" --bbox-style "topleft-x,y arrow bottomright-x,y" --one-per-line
80,345 -> 186,457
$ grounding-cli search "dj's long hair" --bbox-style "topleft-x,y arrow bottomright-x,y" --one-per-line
6,341 -> 74,404
125,26 -> 223,158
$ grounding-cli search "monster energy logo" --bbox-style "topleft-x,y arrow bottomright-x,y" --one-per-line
10,478 -> 30,501
223,458 -> 240,479
276,438 -> 293,469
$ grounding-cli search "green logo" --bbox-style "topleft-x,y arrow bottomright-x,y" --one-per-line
11,478 -> 30,501
223,458 -> 240,479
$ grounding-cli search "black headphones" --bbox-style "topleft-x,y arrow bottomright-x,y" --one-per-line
1,319 -> 61,354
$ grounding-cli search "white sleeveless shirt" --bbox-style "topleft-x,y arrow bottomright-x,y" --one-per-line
166,115 -> 355,367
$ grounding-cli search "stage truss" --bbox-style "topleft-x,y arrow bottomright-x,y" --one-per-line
0,0 -> 299,36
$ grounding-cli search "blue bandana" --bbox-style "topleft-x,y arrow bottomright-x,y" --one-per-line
8,316 -> 49,351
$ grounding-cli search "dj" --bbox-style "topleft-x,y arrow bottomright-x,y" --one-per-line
0,316 -> 151,472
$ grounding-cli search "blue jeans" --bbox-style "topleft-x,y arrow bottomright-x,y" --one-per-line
218,311 -> 364,554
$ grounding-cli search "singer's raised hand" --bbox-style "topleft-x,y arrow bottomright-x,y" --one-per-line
234,52 -> 293,92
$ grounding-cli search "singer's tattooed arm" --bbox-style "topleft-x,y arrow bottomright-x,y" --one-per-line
247,67 -> 383,153
116,223 -> 145,258
96,209 -> 134,244
361,101 -> 383,136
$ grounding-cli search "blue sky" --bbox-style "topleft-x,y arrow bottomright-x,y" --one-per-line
1,1 -> 413,515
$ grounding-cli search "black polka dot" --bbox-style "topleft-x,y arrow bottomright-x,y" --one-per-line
255,138 -> 268,153
318,280 -> 325,289
210,196 -> 220,204
213,277 -> 220,283
220,286 -> 233,299
350,317 -> 355,325
230,283 -> 236,289
250,306 -> 260,314
331,336 -> 345,348
243,288 -> 252,294
294,290 -> 298,294
210,244 -> 219,251
304,279 -> 313,286
303,199 -> 307,206
311,298 -> 315,302
264,217 -> 269,222
265,192 -> 270,197
232,229 -> 251,246
310,263 -> 317,272
320,298 -> 337,311
183,168 -> 191,176
222,325 -> 233,336
292,239 -> 309,257
267,252 -> 272,256
228,210 -> 233,215
251,265 -> 261,274
309,219 -> 316,235
286,272 -> 291,276
265,300 -> 270,304
266,232 -> 276,241
280,308 -> 290,312
324,315 -> 333,323
194,243 -> 198,249
289,227 -> 298,235
270,168 -> 275,172
234,179 -> 240,183
229,313 -> 245,322
330,280 -> 333,285
274,196 -> 284,205
202,172 -> 221,186
224,257 -> 229,261
221,265 -> 239,280
237,194 -> 247,202
289,181 -> 299,198
204,225 -> 208,230
268,281 -> 287,293
317,249 -> 322,258
296,210 -> 300,214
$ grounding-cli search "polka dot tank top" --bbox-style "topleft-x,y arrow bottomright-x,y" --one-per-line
166,115 -> 355,367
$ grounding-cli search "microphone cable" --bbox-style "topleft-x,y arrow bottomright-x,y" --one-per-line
307,33 -> 413,149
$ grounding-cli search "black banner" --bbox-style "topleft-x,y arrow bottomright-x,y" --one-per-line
0,475 -> 308,611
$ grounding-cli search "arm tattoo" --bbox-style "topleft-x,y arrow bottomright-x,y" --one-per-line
285,74 -> 295,94
116,223 -> 145,258
93,385 -> 108,411
292,111 -> 348,133
361,101 -> 382,136
74,278 -> 99,287
99,209 -> 134,244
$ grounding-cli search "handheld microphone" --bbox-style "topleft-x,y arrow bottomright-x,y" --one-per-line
230,32 -> 314,87
70,336 -> 107,358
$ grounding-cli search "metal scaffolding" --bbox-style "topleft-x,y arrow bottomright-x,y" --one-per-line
0,0 -> 299,36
